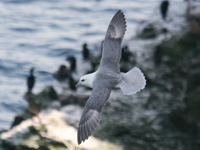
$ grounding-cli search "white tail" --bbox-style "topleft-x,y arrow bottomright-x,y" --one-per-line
118,67 -> 146,95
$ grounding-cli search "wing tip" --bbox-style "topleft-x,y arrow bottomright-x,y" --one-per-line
107,9 -> 127,39
77,109 -> 101,145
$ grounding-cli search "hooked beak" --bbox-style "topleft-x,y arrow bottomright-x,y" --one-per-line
76,81 -> 81,88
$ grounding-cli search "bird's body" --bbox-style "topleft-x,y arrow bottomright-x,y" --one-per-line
69,73 -> 77,91
77,10 -> 146,144
67,56 -> 77,72
160,0 -> 169,20
82,43 -> 90,60
54,65 -> 69,81
27,67 -> 35,93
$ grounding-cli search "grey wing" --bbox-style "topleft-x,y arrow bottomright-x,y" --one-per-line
77,87 -> 111,144
99,10 -> 126,73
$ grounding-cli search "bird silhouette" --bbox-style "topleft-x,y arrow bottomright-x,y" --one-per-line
82,43 -> 90,60
67,56 -> 77,72
160,0 -> 170,20
54,65 -> 69,81
27,67 -> 35,94
68,73 -> 77,91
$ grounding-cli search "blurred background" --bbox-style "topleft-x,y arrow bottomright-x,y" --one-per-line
0,0 -> 200,150
0,0 -> 159,129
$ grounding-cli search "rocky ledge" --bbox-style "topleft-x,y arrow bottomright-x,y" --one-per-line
0,109 -> 122,150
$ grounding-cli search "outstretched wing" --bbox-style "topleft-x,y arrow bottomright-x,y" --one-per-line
99,10 -> 126,73
77,87 -> 111,144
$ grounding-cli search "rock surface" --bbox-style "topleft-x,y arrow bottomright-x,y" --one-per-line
1,110 -> 123,150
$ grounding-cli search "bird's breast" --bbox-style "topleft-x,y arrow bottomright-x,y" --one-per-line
94,71 -> 119,88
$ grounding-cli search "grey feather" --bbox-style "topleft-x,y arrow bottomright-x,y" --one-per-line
77,87 -> 111,144
77,10 -> 146,145
99,10 -> 126,73
77,10 -> 127,145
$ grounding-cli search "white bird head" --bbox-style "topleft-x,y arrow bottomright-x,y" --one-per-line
76,72 -> 96,88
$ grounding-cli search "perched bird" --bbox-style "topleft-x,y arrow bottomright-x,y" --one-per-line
160,0 -> 170,20
121,45 -> 131,62
27,67 -> 35,93
67,56 -> 77,73
69,73 -> 77,91
54,65 -> 69,81
82,43 -> 90,60
76,10 -> 146,144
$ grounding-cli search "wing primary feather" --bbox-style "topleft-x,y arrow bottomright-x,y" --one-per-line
84,124 -> 89,139
77,109 -> 102,144
107,10 -> 127,39
78,127 -> 82,145
82,125 -> 86,141
77,72 -> 111,144
99,10 -> 127,72
80,125 -> 85,142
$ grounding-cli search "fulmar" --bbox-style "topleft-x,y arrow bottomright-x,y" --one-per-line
76,10 -> 146,144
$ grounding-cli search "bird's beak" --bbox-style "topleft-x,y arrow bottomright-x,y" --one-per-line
76,82 -> 81,88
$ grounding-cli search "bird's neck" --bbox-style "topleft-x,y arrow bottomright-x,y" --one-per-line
86,72 -> 97,88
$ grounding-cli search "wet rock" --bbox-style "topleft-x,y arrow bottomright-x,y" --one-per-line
137,23 -> 158,39
11,86 -> 59,128
61,105 -> 83,128
24,86 -> 58,113
10,113 -> 27,129
0,110 -> 123,150
59,93 -> 89,107
37,86 -> 58,103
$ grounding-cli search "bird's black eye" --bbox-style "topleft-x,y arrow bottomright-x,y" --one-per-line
81,79 -> 85,82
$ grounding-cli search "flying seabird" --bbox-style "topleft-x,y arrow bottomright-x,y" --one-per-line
76,10 -> 146,144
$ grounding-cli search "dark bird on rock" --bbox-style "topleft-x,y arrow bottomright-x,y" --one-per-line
69,73 -> 77,91
54,65 -> 69,81
27,67 -> 35,93
121,45 -> 131,62
67,56 -> 77,72
160,0 -> 170,20
82,43 -> 90,60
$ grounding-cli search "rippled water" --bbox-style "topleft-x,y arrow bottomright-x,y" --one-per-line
0,0 -> 182,130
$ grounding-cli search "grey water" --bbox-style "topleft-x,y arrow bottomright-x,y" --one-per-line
0,0 -> 181,130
